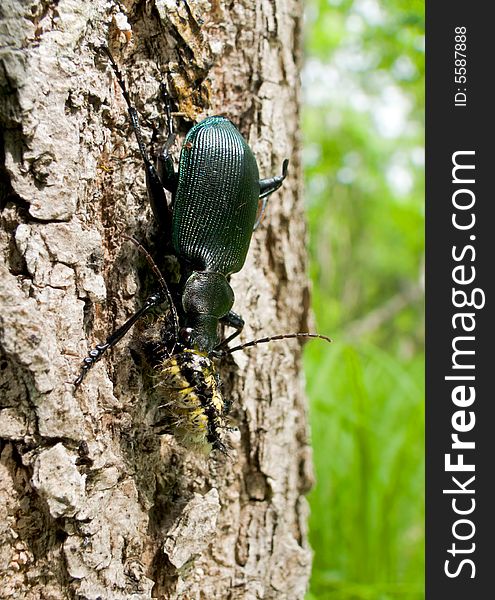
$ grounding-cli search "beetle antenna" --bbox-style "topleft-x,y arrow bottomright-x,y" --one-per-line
223,332 -> 332,355
123,235 -> 179,341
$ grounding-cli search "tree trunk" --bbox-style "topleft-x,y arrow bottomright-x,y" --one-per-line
0,1 -> 313,598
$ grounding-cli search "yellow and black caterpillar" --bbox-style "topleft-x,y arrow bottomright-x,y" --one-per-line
154,348 -> 229,454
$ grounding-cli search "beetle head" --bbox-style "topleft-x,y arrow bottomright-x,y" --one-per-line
179,316 -> 219,354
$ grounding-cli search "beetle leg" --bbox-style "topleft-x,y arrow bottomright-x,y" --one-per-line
259,159 -> 289,199
156,82 -> 178,199
103,48 -> 173,232
156,141 -> 177,197
214,310 -> 245,352
74,290 -> 165,387
156,137 -> 178,203
254,159 -> 289,229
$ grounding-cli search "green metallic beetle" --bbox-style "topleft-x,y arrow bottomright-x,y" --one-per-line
168,115 -> 289,353
75,50 -> 329,452
76,50 -> 288,383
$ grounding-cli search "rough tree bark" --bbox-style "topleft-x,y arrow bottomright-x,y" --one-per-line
0,1 -> 314,598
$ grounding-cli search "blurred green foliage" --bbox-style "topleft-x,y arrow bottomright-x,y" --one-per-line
302,0 -> 424,598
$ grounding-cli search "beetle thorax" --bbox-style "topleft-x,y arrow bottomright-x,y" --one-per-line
182,271 -> 234,352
